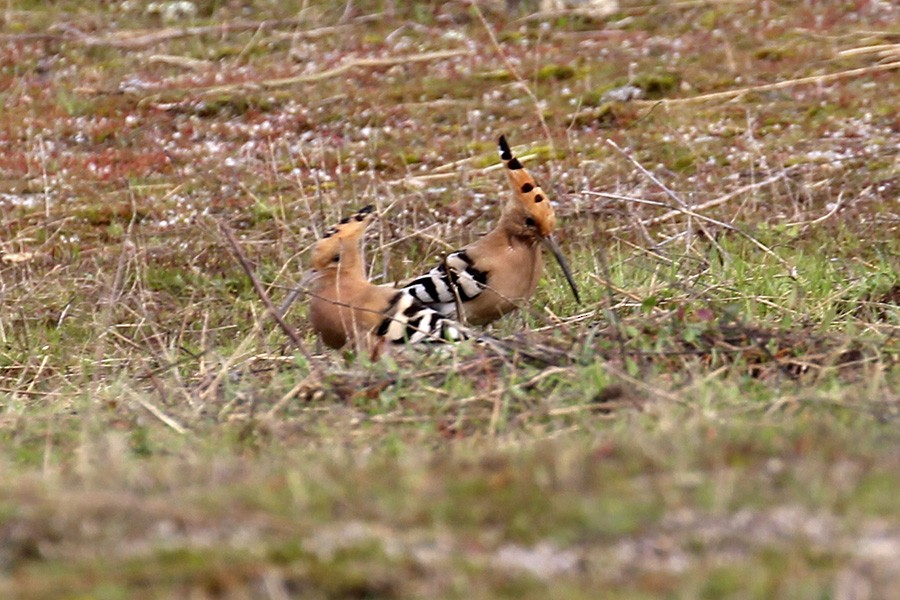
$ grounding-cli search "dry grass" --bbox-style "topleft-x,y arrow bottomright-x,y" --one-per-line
1,1 -> 898,598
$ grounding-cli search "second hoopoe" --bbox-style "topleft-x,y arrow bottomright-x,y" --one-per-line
305,205 -> 467,351
403,135 -> 580,326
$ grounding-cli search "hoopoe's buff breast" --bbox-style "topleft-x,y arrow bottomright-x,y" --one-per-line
305,205 -> 467,350
402,135 -> 580,326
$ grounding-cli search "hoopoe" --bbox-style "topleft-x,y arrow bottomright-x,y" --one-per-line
305,205 -> 467,350
403,135 -> 580,326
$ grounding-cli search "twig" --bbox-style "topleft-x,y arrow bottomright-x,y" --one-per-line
368,414 -> 433,424
633,60 -> 900,106
128,390 -> 187,434
603,363 -> 683,404
516,6 -> 619,23
489,390 -> 504,436
595,243 -> 630,365
56,19 -> 339,50
265,375 -> 321,419
391,153 -> 537,188
599,170 -> 791,232
268,24 -> 355,42
607,139 -> 721,262
148,54 -> 212,71
0,33 -> 60,42
783,190 -> 848,227
837,44 -> 900,59
468,0 -> 555,153
605,141 -> 682,210
604,140 -> 797,278
137,49 -> 471,99
547,404 -> 623,417
219,222 -> 317,364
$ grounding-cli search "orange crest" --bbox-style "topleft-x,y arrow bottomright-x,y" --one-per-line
310,205 -> 375,270
498,135 -> 557,237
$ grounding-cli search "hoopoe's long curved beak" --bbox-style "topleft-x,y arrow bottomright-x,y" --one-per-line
300,269 -> 321,289
542,235 -> 581,304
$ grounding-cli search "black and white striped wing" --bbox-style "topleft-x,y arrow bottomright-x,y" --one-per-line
403,250 -> 488,317
375,291 -> 467,345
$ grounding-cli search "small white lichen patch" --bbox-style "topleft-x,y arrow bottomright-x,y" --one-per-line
146,1 -> 198,23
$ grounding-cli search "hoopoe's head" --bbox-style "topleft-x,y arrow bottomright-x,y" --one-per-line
496,135 -> 580,304
309,205 -> 375,272
497,134 -> 558,240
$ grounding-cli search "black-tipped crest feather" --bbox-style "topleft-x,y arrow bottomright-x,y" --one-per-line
498,135 -> 512,160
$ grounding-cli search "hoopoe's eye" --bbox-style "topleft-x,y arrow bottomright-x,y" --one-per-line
524,217 -> 537,228
331,254 -> 341,263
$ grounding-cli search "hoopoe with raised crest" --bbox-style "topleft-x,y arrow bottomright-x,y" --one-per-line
305,205 -> 467,351
403,135 -> 580,326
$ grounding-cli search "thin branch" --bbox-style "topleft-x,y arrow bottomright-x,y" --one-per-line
598,170 -> 792,232
606,139 -> 718,262
219,222 -> 317,364
837,43 -> 900,59
635,60 -> 900,106
595,243 -> 629,365
148,54 -> 212,71
128,389 -> 187,434
265,375 -> 321,419
604,140 -> 797,278
468,0 -> 555,153
54,19 -> 344,50
389,153 -> 538,188
783,190 -> 848,228
131,49 -> 471,100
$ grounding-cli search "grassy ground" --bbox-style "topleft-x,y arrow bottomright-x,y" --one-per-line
1,1 -> 898,598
